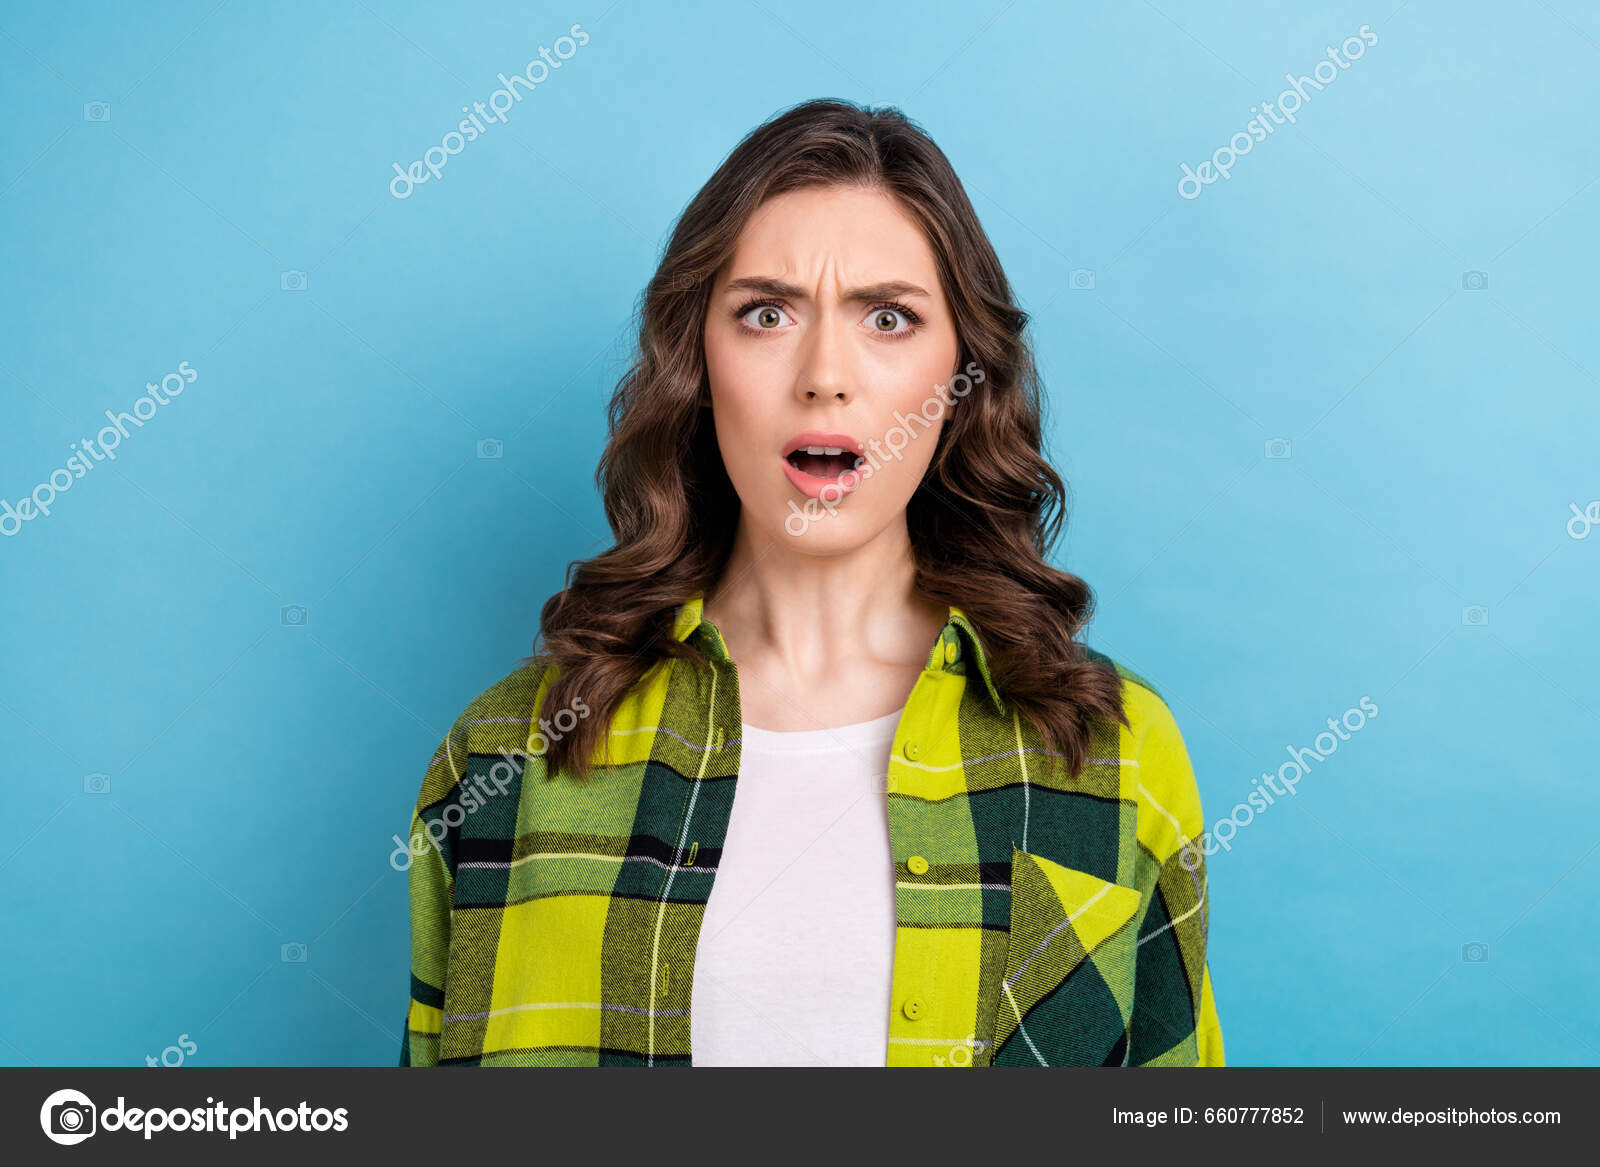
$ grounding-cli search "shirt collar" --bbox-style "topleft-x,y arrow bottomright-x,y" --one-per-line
672,591 -> 1007,715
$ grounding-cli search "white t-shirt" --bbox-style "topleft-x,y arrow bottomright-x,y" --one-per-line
689,705 -> 903,1066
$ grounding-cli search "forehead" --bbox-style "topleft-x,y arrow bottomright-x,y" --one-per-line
721,185 -> 942,287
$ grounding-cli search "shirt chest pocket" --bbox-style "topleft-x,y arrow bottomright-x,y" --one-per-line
988,845 -> 1143,1066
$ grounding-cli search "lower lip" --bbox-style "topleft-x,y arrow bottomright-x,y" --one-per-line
781,455 -> 864,501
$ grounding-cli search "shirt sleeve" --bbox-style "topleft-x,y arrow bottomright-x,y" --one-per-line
399,716 -> 470,1067
1123,685 -> 1225,1067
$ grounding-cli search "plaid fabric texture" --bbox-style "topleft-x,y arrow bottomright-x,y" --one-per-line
402,593 -> 1224,1067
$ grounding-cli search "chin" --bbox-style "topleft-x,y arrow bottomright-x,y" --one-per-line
770,500 -> 889,550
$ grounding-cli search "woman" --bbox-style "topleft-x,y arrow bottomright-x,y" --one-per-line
401,98 -> 1223,1068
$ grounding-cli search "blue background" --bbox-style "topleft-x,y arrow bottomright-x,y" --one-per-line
2,0 -> 1596,1067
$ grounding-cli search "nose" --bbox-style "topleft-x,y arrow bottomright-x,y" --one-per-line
794,302 -> 851,404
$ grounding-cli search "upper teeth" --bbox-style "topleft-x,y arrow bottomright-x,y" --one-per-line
803,446 -> 844,455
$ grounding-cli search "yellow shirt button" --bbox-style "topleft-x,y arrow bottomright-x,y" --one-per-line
902,740 -> 920,760
944,641 -> 958,664
907,855 -> 929,875
902,996 -> 924,1020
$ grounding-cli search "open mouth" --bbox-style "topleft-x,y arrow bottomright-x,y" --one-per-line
784,446 -> 864,479
781,431 -> 869,501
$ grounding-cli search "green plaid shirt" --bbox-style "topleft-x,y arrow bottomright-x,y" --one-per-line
402,593 -> 1224,1067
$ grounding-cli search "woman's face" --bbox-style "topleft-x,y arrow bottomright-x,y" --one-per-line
703,184 -> 962,553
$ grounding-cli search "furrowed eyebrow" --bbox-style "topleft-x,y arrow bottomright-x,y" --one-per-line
721,275 -> 933,302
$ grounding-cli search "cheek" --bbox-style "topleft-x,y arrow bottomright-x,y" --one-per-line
877,366 -> 954,467
706,338 -> 775,485
705,325 -> 772,409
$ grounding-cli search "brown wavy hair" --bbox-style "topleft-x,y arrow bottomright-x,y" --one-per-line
529,97 -> 1127,781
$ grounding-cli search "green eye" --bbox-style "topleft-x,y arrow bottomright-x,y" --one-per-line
738,303 -> 791,330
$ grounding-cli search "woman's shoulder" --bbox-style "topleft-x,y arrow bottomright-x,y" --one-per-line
1082,645 -> 1163,703
434,657 -> 553,762
1081,646 -> 1203,823
1082,643 -> 1180,736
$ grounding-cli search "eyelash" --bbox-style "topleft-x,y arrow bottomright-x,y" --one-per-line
730,298 -> 926,340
